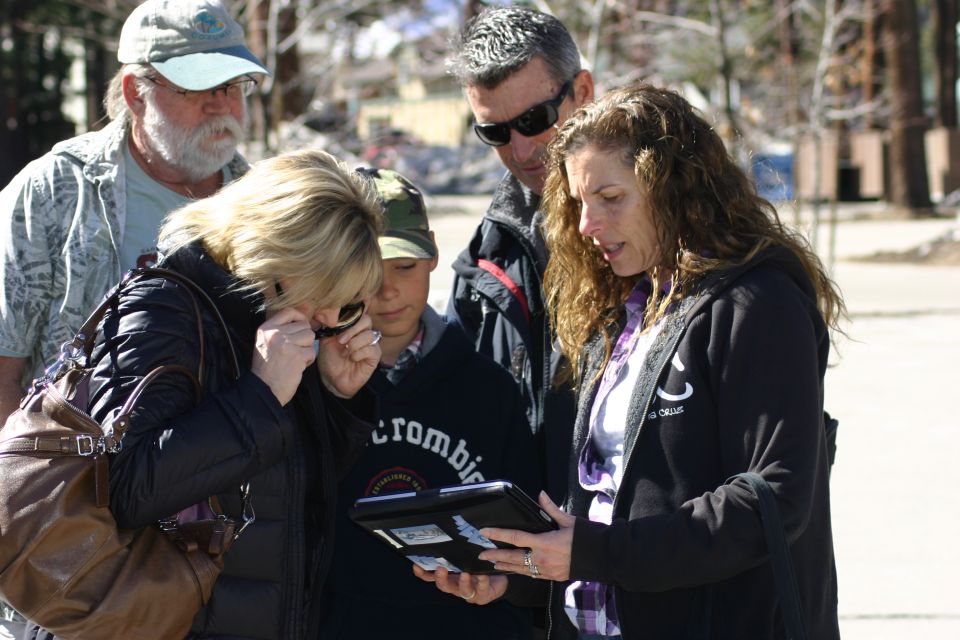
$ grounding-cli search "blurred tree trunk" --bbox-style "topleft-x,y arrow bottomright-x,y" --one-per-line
777,0 -> 801,131
273,2 -> 303,122
933,0 -> 958,127
709,0 -> 742,150
247,0 -> 304,151
778,0 -> 802,223
880,0 -> 932,214
84,12 -> 110,131
247,0 -> 270,150
1,0 -> 75,188
862,0 -> 883,129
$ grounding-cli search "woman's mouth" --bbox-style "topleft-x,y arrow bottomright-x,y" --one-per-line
598,241 -> 624,261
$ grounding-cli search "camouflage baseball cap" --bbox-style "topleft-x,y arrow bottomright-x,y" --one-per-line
358,167 -> 437,260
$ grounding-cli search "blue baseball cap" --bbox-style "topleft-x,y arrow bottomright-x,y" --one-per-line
118,0 -> 270,91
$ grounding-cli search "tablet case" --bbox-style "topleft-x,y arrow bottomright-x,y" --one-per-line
348,480 -> 556,574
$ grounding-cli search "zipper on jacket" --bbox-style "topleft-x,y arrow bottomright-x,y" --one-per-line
286,423 -> 306,639
490,219 -> 552,434
614,325 -> 687,500
607,318 -> 689,640
546,579 -> 555,639
94,178 -> 124,283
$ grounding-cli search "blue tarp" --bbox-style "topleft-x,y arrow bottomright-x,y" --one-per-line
752,154 -> 794,202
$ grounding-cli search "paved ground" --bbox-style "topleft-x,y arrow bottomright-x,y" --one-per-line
3,197 -> 957,639
813,214 -> 960,639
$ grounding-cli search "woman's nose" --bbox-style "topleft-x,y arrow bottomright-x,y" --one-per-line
578,201 -> 599,237
313,307 -> 340,329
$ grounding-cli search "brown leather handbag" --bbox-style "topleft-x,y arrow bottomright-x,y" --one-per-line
0,267 -> 251,639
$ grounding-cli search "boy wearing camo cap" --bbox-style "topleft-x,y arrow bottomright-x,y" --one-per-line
356,167 -> 438,370
321,168 -> 540,639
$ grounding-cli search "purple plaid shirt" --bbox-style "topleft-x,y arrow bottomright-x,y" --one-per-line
379,324 -> 424,384
564,278 -> 659,636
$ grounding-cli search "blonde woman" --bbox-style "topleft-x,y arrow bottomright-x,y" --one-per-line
27,149 -> 385,640
421,85 -> 842,640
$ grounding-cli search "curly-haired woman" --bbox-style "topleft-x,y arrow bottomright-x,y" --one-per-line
420,84 -> 843,640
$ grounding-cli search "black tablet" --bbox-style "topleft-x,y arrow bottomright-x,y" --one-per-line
348,480 -> 556,574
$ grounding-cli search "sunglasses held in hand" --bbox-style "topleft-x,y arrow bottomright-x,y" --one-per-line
314,300 -> 364,338
473,80 -> 572,147
274,283 -> 365,338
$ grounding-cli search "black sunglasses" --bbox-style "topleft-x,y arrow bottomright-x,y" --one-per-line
274,283 -> 365,339
473,81 -> 572,147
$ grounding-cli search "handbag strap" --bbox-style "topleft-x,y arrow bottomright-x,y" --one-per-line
729,472 -> 807,640
18,267 -> 242,453
6,267 -> 253,525
69,267 -> 240,383
106,364 -> 201,443
0,364 -> 201,458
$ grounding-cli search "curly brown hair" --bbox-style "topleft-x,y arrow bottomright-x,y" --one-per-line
541,84 -> 845,386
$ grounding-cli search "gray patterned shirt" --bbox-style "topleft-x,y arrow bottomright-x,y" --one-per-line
0,119 -> 248,387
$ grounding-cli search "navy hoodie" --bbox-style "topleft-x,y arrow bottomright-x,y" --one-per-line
321,308 -> 541,640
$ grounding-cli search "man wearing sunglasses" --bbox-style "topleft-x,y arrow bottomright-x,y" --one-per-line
445,6 -> 594,507
0,0 -> 269,427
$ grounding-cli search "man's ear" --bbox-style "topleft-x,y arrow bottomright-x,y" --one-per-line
121,72 -> 147,117
573,69 -> 595,108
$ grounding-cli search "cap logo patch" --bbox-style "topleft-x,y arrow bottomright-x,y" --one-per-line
193,10 -> 227,36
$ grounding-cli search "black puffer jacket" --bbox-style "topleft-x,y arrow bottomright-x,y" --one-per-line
88,242 -> 377,639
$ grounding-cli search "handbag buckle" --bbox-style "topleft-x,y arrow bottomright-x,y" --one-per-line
76,435 -> 96,456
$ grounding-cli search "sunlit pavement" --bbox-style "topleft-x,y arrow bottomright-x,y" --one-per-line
814,214 -> 960,639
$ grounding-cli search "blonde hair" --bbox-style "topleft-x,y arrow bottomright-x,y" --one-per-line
159,148 -> 384,311
542,84 -> 845,387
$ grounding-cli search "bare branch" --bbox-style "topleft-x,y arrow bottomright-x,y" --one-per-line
277,0 -> 388,55
631,11 -> 717,37
825,99 -> 886,121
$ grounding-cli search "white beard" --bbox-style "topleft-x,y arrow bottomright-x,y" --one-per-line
141,95 -> 247,182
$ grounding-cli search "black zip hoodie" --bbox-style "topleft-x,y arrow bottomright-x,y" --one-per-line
517,247 -> 839,640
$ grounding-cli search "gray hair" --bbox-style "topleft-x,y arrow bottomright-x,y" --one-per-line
103,63 -> 154,123
446,6 -> 582,89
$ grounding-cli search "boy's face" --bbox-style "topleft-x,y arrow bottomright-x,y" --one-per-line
370,254 -> 438,345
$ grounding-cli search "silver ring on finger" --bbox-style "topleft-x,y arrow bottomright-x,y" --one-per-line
370,329 -> 382,346
530,563 -> 541,578
523,548 -> 533,568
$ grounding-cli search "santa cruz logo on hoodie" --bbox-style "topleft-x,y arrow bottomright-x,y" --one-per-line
649,353 -> 693,419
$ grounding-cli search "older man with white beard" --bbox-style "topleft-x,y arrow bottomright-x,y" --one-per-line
0,0 -> 268,423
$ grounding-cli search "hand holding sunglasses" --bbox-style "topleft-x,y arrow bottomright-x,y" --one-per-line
473,80 -> 572,147
273,282 -> 368,339
251,306 -> 326,406
314,305 -> 382,400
